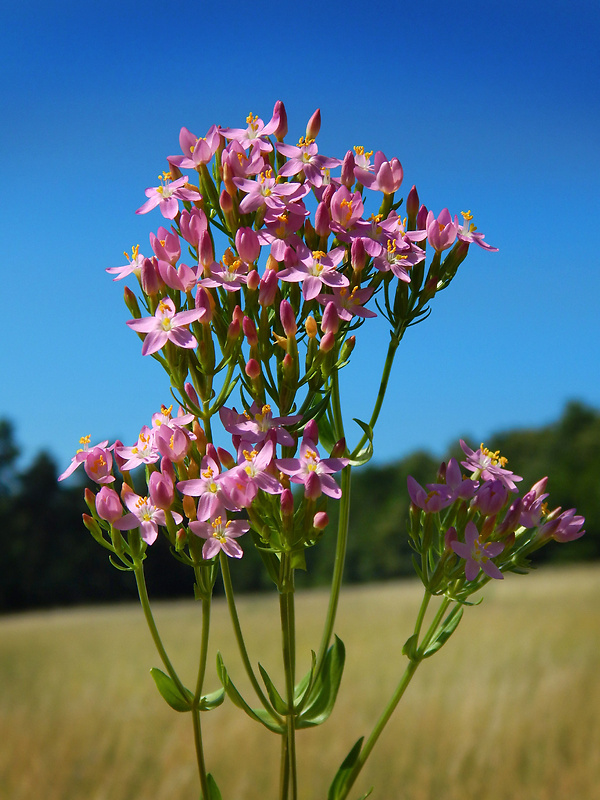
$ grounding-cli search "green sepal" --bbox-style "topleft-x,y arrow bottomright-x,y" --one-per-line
216,653 -> 283,733
297,635 -> 345,728
402,633 -> 419,662
290,548 -> 307,571
348,419 -> 373,466
198,687 -> 225,712
327,736 -> 364,800
422,605 -> 464,658
150,668 -> 194,712
205,773 -> 223,800
108,554 -> 135,572
258,663 -> 289,715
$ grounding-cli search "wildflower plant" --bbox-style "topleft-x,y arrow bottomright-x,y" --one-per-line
61,101 -> 585,800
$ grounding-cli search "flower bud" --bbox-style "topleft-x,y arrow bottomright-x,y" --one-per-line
245,358 -> 261,379
183,494 -> 197,521
161,457 -> 176,484
306,108 -> 321,140
149,470 -> 175,509
350,238 -> 367,273
406,185 -> 419,224
199,230 -> 214,269
227,318 -> 241,341
320,331 -> 336,352
280,299 -> 297,337
314,202 -> 331,237
243,316 -> 258,346
305,471 -> 322,499
281,487 -> 294,516
217,447 -> 235,470
416,204 -> 428,231
303,419 -> 319,444
247,269 -> 260,291
341,150 -> 356,189
273,100 -> 288,141
321,301 -> 340,334
259,267 -> 279,307
141,257 -> 160,296
305,315 -> 317,338
330,438 -> 346,458
95,486 -> 123,523
185,382 -> 200,407
219,188 -> 233,215
235,227 -> 261,263
339,335 -> 356,361
123,286 -> 141,318
313,511 -> 329,530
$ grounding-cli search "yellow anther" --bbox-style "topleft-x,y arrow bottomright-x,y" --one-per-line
158,300 -> 171,314
202,467 -> 214,479
461,210 -> 474,222
312,250 -> 326,260
212,515 -> 223,528
246,113 -> 258,126
161,404 -> 173,417
305,449 -> 318,461
79,434 -> 92,446
261,404 -> 271,415
296,136 -> 315,147
353,146 -> 372,159
480,443 -> 508,467
222,248 -> 235,266
124,244 -> 140,262
243,449 -> 258,461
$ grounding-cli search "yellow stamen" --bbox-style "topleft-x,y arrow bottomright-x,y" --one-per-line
480,443 -> 508,467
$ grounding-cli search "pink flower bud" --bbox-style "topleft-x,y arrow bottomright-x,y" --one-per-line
259,268 -> 278,306
217,447 -> 235,470
377,157 -> 403,194
303,419 -> 319,444
313,511 -> 329,531
280,299 -> 297,337
141,257 -> 160,296
199,230 -> 214,269
416,204 -> 428,230
206,443 -> 220,467
232,305 -> 244,326
235,227 -> 261,263
351,238 -> 366,273
95,486 -> 123,523
314,202 -> 331,237
243,316 -> 258,346
161,457 -> 176,483
185,382 -> 199,407
273,100 -> 288,141
247,269 -> 260,290
227,318 -> 240,341
341,149 -> 356,189
306,108 -> 321,139
281,488 -> 294,516
330,438 -> 346,458
406,185 -> 419,222
321,301 -> 339,334
320,331 -> 336,352
149,470 -> 175,510
305,471 -> 322,499
245,358 -> 261,379
219,188 -> 233,214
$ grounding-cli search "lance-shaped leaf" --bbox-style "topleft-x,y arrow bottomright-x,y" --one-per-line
423,605 -> 464,658
216,653 -> 284,733
327,736 -> 364,800
206,773 -> 223,800
198,687 -> 225,711
348,419 -> 373,467
294,650 -> 317,706
297,635 -> 345,728
150,668 -> 194,712
258,663 -> 289,716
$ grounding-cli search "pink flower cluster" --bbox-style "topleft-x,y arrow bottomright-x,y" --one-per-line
407,440 -> 585,587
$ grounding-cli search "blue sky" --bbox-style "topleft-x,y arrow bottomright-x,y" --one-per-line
2,0 -> 599,473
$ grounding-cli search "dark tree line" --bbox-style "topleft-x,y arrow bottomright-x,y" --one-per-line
1,401 -> 598,613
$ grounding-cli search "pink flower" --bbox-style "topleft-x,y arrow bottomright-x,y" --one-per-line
276,438 -> 348,499
220,109 -> 282,152
188,515 -> 250,560
136,172 -> 200,220
460,440 -> 522,492
219,403 -> 301,447
330,186 -> 364,231
450,521 -> 504,581
95,486 -> 123,523
168,124 -> 221,170
58,435 -> 110,481
234,170 -> 309,214
277,242 -> 348,301
115,426 -> 160,471
276,138 -> 341,187
426,209 -> 459,252
457,211 -> 499,252
126,297 -> 207,356
407,475 -> 453,512
354,151 -> 403,194
113,487 -> 182,545
177,456 -> 241,521
316,286 -> 376,321
106,244 -> 145,281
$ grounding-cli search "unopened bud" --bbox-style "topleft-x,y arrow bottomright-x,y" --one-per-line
219,188 -> 234,215
330,438 -> 346,458
305,471 -> 322,499
185,382 -> 200,407
182,495 -> 197,521
280,299 -> 297,337
350,238 -> 367,273
281,488 -> 294,516
217,447 -> 235,470
306,108 -> 321,139
123,287 -> 141,318
273,100 -> 288,141
303,419 -> 319,443
406,185 -> 419,224
416,204 -> 428,231
305,315 -> 317,338
341,149 -> 356,189
320,331 -> 336,352
199,230 -> 214,269
314,202 -> 331,237
141,257 -> 160,296
235,227 -> 261,263
313,511 -> 329,530
321,301 -> 340,334
259,267 -> 279,306
247,269 -> 260,290
339,335 -> 356,361
243,316 -> 258,346
245,358 -> 261,379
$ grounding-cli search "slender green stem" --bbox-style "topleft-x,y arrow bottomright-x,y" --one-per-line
192,710 -> 210,800
279,555 -> 297,800
353,334 -> 400,454
191,582 -> 212,800
337,594 -> 452,799
219,552 -> 281,718
133,563 -> 187,698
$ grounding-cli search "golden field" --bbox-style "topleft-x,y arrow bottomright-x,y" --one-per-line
1,564 -> 599,799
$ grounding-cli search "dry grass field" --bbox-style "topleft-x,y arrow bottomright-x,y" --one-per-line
1,564 -> 599,799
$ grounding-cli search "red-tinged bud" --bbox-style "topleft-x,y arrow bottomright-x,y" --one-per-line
161,457 -> 176,483
175,527 -> 187,550
320,331 -> 336,352
313,511 -> 329,530
314,201 -> 331,237
232,305 -> 244,326
303,217 -> 319,250
217,447 -> 235,470
141,257 -> 160,296
444,526 -> 458,549
282,352 -> 294,375
168,161 -> 182,181
199,230 -> 214,269
416,203 -> 428,231
259,267 -> 279,306
247,269 -> 260,290
350,238 -> 366,273
436,461 -> 447,483
305,471 -> 322,499
123,286 -> 141,318
185,382 -> 200,407
305,315 -> 317,338
82,513 -> 103,537
280,299 -> 297,337
378,157 -> 403,194
84,487 -> 95,512
245,358 -> 261,379
195,287 -> 213,323
206,443 -> 220,466
243,316 -> 258,346
283,244 -> 297,270
341,150 -> 356,189
281,487 -> 294,516
182,495 -> 197,521
321,183 -> 335,206
227,318 -> 241,342
306,108 -> 321,139
273,100 -> 288,141
304,419 -> 319,443
321,301 -> 340,334
330,438 -> 346,458
193,421 -> 207,455
149,471 -> 175,510
235,227 -> 261,263
219,188 -> 234,215
406,185 -> 419,224
187,459 -> 199,479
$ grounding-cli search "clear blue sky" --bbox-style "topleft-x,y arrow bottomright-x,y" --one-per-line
2,0 -> 599,472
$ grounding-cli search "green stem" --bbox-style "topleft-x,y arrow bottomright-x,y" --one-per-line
192,582 -> 212,800
133,563 -> 187,699
337,593 -> 451,799
353,334 -> 399,454
220,552 -> 281,719
279,555 -> 297,800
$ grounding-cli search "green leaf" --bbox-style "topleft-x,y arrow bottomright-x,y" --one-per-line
294,650 -> 317,706
216,653 -> 283,733
327,737 -> 364,800
258,663 -> 289,716
402,633 -> 419,662
316,408 -> 337,454
423,606 -> 464,658
205,773 -> 223,800
150,668 -> 194,712
198,687 -> 225,711
348,419 -> 373,466
298,635 -> 345,728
